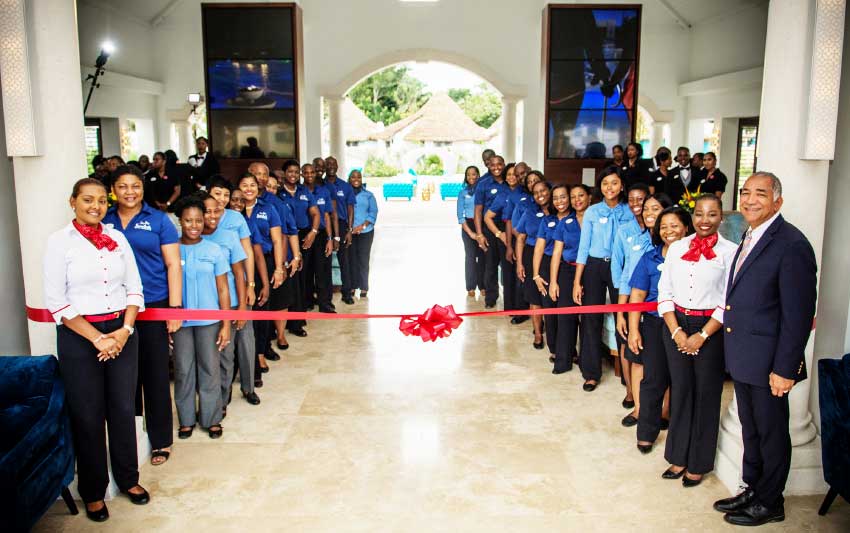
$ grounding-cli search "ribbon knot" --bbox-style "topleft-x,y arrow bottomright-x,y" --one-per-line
399,304 -> 463,342
681,233 -> 718,262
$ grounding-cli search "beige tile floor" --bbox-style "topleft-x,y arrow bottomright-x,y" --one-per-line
37,199 -> 849,532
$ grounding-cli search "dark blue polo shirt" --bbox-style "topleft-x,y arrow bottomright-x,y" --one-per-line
309,184 -> 334,228
474,177 -> 508,211
553,211 -> 581,263
104,202 -> 178,303
324,177 -> 356,222
279,184 -> 317,230
246,198 -> 282,254
629,244 -> 665,317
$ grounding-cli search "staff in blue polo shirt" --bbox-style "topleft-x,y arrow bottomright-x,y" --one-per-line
200,194 -> 260,410
238,173 -> 287,385
279,159 -> 320,334
302,162 -> 335,313
348,170 -> 378,298
515,179 -> 552,353
457,165 -> 484,298
473,154 -> 508,309
484,163 -> 524,318
170,196 -> 231,440
104,166 -> 181,466
323,156 -> 357,304
627,206 -> 692,454
208,176 -> 256,308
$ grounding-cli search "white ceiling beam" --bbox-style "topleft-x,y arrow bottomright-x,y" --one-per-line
656,0 -> 692,30
150,0 -> 184,27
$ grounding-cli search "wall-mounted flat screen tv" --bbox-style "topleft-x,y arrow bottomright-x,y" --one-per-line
208,59 -> 295,110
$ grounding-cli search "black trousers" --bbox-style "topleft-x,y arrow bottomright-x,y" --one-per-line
337,219 -> 354,297
539,256 -> 558,355
134,298 -> 173,450
663,311 -> 725,474
351,230 -> 375,291
305,230 -> 332,309
253,253 -> 273,364
735,381 -> 791,509
461,222 -> 484,291
57,317 -> 139,503
482,225 -> 501,307
555,261 -> 579,372
498,237 -> 519,312
287,228 -> 311,331
579,256 -> 617,381
637,313 -> 669,443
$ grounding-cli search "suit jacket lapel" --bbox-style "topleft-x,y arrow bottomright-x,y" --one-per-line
729,215 -> 785,294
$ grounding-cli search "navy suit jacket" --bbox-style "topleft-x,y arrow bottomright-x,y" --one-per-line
723,215 -> 817,387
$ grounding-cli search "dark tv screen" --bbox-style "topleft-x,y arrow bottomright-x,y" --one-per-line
203,7 -> 293,59
547,7 -> 640,159
209,110 -> 296,160
208,60 -> 295,110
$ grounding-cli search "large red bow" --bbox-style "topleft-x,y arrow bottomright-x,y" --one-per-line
73,220 -> 118,251
399,304 -> 463,342
681,233 -> 718,262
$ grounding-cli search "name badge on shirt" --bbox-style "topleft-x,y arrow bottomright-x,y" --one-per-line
490,188 -> 497,194
134,220 -> 152,231
150,177 -> 157,182
299,194 -> 309,201
337,191 -> 345,197
547,221 -> 556,228
657,176 -> 663,181
520,197 -> 527,201
599,217 -> 608,224
565,218 -> 574,224
257,212 -> 268,220
627,236 -> 633,243
536,212 -> 544,218
180,259 -> 186,266
657,263 -> 664,272
317,198 -> 326,205
632,244 -> 641,251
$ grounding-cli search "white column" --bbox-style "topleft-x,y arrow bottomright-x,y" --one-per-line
650,121 -> 669,153
715,0 -> 842,496
501,96 -> 518,162
326,96 -> 346,173
172,119 -> 193,161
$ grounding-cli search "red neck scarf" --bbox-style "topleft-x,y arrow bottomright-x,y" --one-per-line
73,220 -> 118,251
681,233 -> 718,262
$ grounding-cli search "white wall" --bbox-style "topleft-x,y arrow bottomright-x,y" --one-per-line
0,95 -> 31,354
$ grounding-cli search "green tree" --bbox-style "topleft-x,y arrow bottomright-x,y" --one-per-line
415,154 -> 444,176
363,155 -> 401,177
349,66 -> 430,125
449,84 -> 502,128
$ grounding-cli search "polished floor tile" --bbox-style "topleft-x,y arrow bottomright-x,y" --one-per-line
35,200 -> 849,532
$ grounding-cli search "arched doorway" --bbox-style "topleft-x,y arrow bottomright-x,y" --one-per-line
322,49 -> 525,171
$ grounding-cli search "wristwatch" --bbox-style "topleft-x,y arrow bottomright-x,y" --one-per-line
334,236 -> 341,242
123,324 -> 135,335
248,282 -> 256,288
495,231 -> 502,238
698,329 -> 709,340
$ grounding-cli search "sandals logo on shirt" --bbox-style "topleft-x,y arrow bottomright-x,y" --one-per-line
134,220 -> 152,231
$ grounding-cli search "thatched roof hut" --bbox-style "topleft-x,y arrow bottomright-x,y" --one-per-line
344,98 -> 382,142
369,92 -> 491,143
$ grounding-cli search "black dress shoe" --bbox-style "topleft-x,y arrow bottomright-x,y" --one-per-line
254,378 -> 263,388
552,367 -> 571,375
85,502 -> 109,522
177,426 -> 194,439
319,307 -> 337,313
289,329 -> 308,337
660,418 -> 670,431
122,487 -> 150,505
682,474 -> 703,487
724,502 -> 785,526
485,303 -> 496,309
621,414 -> 638,427
208,425 -> 223,439
622,398 -> 635,409
636,443 -> 653,454
259,364 -> 269,374
583,382 -> 597,392
511,316 -> 529,325
265,351 -> 281,361
343,297 -> 355,305
533,340 -> 545,350
714,488 -> 756,513
243,391 -> 261,405
548,355 -> 556,363
276,342 -> 289,350
662,467 -> 685,479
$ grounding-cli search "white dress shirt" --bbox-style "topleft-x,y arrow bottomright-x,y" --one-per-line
657,233 -> 737,322
43,223 -> 145,324
188,152 -> 206,168
743,211 -> 781,256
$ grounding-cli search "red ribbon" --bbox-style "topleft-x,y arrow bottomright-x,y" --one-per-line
681,233 -> 718,262
73,220 -> 118,251
399,304 -> 463,342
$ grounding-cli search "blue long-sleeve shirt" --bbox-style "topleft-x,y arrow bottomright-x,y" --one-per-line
353,187 -> 378,233
576,202 -> 634,264
614,226 -> 653,293
611,218 -> 641,289
457,185 -> 476,223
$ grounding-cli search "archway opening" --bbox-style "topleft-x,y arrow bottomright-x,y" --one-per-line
322,61 -> 505,184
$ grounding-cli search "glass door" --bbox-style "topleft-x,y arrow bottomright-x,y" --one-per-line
733,117 -> 759,209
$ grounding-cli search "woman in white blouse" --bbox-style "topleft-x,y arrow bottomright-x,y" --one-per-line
43,178 -> 150,522
656,194 -> 737,488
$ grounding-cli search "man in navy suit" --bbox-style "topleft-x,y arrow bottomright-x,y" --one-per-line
714,172 -> 818,526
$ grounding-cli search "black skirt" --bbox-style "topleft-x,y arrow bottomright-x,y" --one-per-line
522,244 -> 542,307
262,252 -> 294,311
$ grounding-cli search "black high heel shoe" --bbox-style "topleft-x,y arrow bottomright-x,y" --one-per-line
85,501 -> 109,522
533,339 -> 545,350
662,466 -> 685,480
636,443 -> 653,454
122,486 -> 150,505
682,473 -> 703,487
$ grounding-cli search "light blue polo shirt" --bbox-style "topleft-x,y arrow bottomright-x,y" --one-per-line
219,208 -> 251,240
203,227 -> 247,308
180,239 -> 231,327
